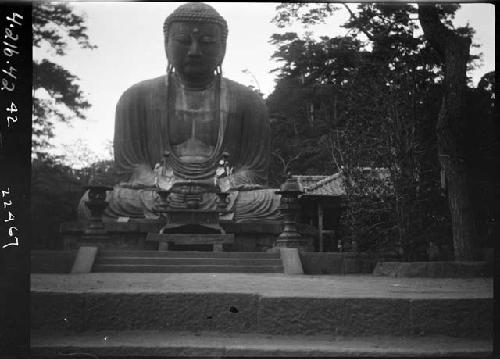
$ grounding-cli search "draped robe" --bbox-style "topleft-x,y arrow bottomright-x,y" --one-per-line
79,74 -> 281,221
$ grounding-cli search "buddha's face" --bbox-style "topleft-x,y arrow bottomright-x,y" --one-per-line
166,21 -> 225,84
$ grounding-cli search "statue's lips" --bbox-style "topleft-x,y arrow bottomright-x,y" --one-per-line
184,61 -> 203,67
185,59 -> 204,65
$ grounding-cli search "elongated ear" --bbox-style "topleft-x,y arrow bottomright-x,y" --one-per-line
164,37 -> 171,63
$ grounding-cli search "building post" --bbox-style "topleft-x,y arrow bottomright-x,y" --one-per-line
318,203 -> 324,252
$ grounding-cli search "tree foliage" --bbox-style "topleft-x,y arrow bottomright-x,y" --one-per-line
31,156 -> 118,249
31,3 -> 102,248
31,158 -> 84,249
268,3 -> 493,259
32,2 -> 95,157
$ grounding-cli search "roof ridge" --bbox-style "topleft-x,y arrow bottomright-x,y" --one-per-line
293,175 -> 329,179
305,173 -> 341,192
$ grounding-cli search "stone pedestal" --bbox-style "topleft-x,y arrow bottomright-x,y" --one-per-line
150,180 -> 232,250
147,233 -> 234,252
157,208 -> 229,251
161,209 -> 224,234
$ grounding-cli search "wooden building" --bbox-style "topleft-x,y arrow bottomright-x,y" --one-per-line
294,174 -> 346,252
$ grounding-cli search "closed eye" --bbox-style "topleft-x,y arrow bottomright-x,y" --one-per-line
174,36 -> 190,45
200,36 -> 216,44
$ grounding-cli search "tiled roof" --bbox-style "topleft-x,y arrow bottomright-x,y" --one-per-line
293,173 -> 346,196
293,175 -> 328,190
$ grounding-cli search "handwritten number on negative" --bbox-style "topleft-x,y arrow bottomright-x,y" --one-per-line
2,227 -> 18,248
6,102 -> 17,127
6,102 -> 17,113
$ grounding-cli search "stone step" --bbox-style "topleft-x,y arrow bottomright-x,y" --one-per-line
98,250 -> 280,259
92,264 -> 284,273
31,330 -> 492,358
31,274 -> 492,339
95,257 -> 283,267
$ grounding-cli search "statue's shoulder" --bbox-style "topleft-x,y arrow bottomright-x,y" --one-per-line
222,77 -> 265,107
118,76 -> 165,102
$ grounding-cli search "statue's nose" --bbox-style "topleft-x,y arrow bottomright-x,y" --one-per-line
188,39 -> 201,56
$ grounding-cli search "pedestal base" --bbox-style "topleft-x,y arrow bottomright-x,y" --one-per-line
161,209 -> 225,234
147,233 -> 235,252
61,220 -> 282,252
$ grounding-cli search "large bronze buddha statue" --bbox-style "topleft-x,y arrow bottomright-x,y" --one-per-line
79,2 -> 280,222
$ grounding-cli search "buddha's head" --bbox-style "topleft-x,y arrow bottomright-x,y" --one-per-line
164,3 -> 228,87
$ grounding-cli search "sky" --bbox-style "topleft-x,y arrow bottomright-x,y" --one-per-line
33,2 -> 495,166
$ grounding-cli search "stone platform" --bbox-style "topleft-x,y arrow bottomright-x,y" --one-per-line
61,220 -> 282,252
31,273 -> 493,357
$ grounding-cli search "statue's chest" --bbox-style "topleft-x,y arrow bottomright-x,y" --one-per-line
168,88 -> 219,146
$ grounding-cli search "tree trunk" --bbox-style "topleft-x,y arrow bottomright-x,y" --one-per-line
419,5 -> 475,261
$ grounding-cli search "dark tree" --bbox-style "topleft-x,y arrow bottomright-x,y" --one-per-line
268,3 -> 483,259
418,4 -> 475,261
267,33 -> 361,184
466,71 -> 498,253
32,3 -> 95,157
